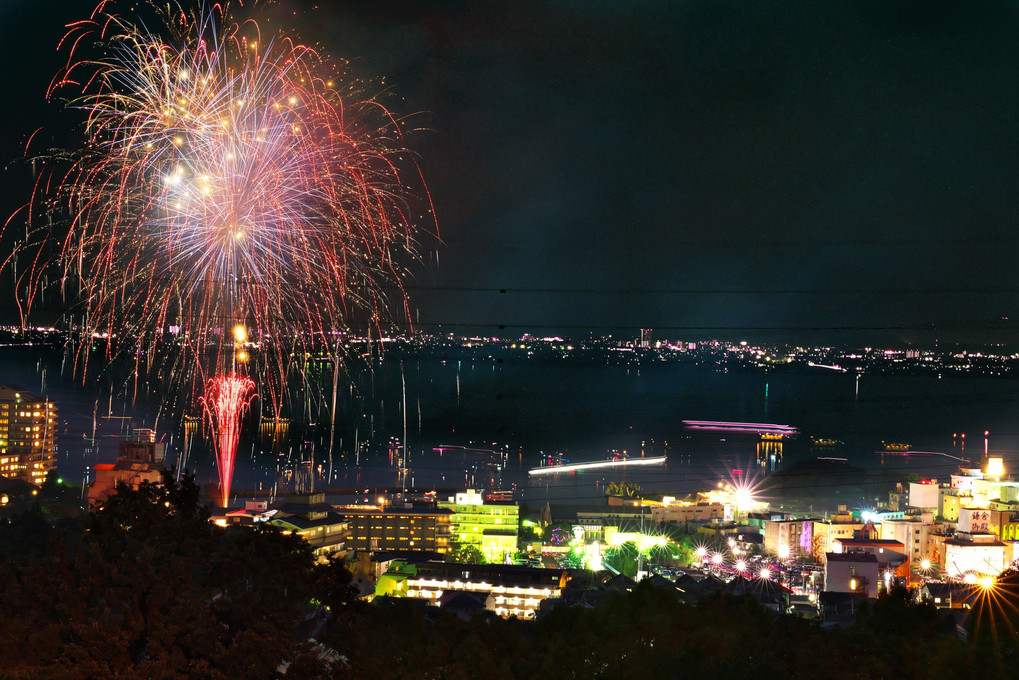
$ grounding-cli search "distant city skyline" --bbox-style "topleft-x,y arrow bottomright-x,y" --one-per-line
2,1 -> 1019,346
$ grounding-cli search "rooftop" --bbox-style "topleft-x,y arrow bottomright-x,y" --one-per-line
825,552 -> 879,563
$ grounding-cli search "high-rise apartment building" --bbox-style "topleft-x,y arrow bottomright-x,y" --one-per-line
0,385 -> 58,486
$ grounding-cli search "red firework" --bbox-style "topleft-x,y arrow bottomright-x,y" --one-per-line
201,374 -> 256,507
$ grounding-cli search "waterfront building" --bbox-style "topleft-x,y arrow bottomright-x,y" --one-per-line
0,385 -> 57,486
650,502 -> 727,525
268,493 -> 348,559
341,505 -> 452,555
218,500 -> 272,526
439,490 -> 519,563
88,433 -> 165,505
375,559 -> 567,619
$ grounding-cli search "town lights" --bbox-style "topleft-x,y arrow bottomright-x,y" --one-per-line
987,457 -> 1005,478
759,568 -> 771,580
735,559 -> 747,572
920,559 -> 932,571
778,544 -> 790,560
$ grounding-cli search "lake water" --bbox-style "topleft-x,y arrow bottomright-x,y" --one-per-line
4,345 -> 1019,505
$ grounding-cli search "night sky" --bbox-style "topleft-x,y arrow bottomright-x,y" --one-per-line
3,0 -> 1019,346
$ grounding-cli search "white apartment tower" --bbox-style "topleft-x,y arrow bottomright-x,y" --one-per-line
0,385 -> 58,486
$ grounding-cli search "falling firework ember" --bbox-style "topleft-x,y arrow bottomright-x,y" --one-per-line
202,373 -> 255,507
5,1 -> 432,504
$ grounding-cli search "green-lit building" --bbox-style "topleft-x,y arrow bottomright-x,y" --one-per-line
438,490 -> 519,563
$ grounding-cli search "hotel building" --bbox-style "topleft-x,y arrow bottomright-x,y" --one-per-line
0,385 -> 57,486
439,490 -> 519,563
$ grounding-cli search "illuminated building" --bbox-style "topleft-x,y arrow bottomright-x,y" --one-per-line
833,538 -> 909,581
824,552 -> 880,599
908,480 -> 939,509
879,514 -> 936,567
0,385 -> 57,486
811,514 -> 864,563
939,488 -> 960,521
650,502 -> 726,525
88,434 -> 166,505
944,532 -> 1006,578
341,505 -> 452,554
375,560 -> 568,619
438,490 -> 519,563
764,518 -> 813,560
268,493 -> 348,559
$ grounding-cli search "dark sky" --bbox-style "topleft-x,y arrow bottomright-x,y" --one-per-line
3,0 -> 1019,346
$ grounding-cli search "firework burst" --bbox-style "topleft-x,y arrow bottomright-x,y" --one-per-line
7,1 -> 432,502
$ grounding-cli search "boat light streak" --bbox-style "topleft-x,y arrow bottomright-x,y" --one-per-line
528,456 -> 667,476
